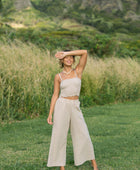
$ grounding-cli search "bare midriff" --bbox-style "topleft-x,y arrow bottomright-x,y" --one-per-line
61,96 -> 79,100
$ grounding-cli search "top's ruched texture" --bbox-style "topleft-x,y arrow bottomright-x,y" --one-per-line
59,69 -> 81,97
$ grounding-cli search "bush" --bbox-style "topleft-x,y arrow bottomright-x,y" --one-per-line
116,40 -> 140,58
90,34 -> 116,58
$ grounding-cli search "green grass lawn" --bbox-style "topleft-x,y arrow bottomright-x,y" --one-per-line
0,101 -> 140,170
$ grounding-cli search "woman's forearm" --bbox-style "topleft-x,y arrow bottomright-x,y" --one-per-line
49,94 -> 58,116
64,50 -> 87,57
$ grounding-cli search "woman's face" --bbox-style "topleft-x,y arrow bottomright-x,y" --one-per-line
63,55 -> 74,66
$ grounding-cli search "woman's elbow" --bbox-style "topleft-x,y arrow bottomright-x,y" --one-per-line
52,93 -> 59,99
84,50 -> 87,54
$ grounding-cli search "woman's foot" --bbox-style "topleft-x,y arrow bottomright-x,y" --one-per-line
60,166 -> 65,170
91,159 -> 98,170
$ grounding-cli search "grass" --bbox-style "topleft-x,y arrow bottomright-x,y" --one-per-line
0,101 -> 140,170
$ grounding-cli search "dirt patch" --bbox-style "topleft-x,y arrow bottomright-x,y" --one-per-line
8,23 -> 26,29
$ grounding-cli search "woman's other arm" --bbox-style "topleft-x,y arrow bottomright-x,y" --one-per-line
47,74 -> 60,125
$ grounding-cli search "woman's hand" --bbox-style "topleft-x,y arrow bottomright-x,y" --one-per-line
55,51 -> 66,59
47,114 -> 53,125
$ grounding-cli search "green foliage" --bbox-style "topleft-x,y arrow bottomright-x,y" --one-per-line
0,0 -> 3,10
113,19 -> 140,34
1,0 -> 140,34
0,23 -> 15,40
31,0 -> 65,16
31,0 -> 140,34
1,22 -> 139,59
0,11 -> 139,59
95,77 -> 116,105
0,22 -> 116,57
0,0 -> 15,16
80,95 -> 96,107
117,40 -> 140,58
90,34 -> 116,58
21,30 -> 116,57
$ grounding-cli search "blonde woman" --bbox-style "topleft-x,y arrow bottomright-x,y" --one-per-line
47,50 -> 98,170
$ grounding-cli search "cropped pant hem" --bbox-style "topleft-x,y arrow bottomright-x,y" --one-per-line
47,163 -> 65,167
47,157 -> 95,167
75,157 -> 95,166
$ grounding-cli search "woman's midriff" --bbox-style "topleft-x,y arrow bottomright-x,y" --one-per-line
61,96 -> 79,100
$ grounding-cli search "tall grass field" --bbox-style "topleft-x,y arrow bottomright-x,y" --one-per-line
0,40 -> 140,120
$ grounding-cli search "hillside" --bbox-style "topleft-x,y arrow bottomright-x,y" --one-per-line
31,0 -> 140,16
0,0 -> 140,58
30,0 -> 140,33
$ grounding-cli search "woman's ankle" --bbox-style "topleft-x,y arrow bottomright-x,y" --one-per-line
91,159 -> 98,169
60,166 -> 65,170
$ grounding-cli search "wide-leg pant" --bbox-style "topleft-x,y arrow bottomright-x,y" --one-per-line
47,97 -> 95,167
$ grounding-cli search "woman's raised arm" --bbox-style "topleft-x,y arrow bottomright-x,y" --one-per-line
55,50 -> 87,75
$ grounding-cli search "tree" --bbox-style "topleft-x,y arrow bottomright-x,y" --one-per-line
15,0 -> 32,10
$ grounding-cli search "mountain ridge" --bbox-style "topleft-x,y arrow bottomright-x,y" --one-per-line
30,0 -> 140,22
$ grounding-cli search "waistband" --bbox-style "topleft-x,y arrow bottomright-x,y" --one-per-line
57,97 -> 80,103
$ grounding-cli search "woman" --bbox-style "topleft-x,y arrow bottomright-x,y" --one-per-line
47,50 -> 98,170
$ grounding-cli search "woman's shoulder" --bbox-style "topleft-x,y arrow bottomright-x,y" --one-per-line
55,71 -> 63,77
55,72 -> 62,82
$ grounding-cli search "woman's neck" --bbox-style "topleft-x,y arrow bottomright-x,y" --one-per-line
63,67 -> 73,72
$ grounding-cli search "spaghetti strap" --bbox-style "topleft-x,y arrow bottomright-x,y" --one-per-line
59,73 -> 62,81
74,69 -> 78,77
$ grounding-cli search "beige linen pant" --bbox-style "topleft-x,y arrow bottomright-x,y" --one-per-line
47,97 -> 95,167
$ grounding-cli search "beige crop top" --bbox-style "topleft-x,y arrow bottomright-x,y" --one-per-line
59,69 -> 81,97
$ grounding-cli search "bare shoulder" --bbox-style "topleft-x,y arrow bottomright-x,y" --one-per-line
55,73 -> 61,83
55,73 -> 60,80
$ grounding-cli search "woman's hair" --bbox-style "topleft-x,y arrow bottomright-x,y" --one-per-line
59,50 -> 75,68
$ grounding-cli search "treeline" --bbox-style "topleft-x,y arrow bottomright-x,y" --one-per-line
1,23 -> 140,58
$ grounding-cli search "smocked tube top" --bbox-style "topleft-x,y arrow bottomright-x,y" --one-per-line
60,77 -> 81,85
59,77 -> 81,98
